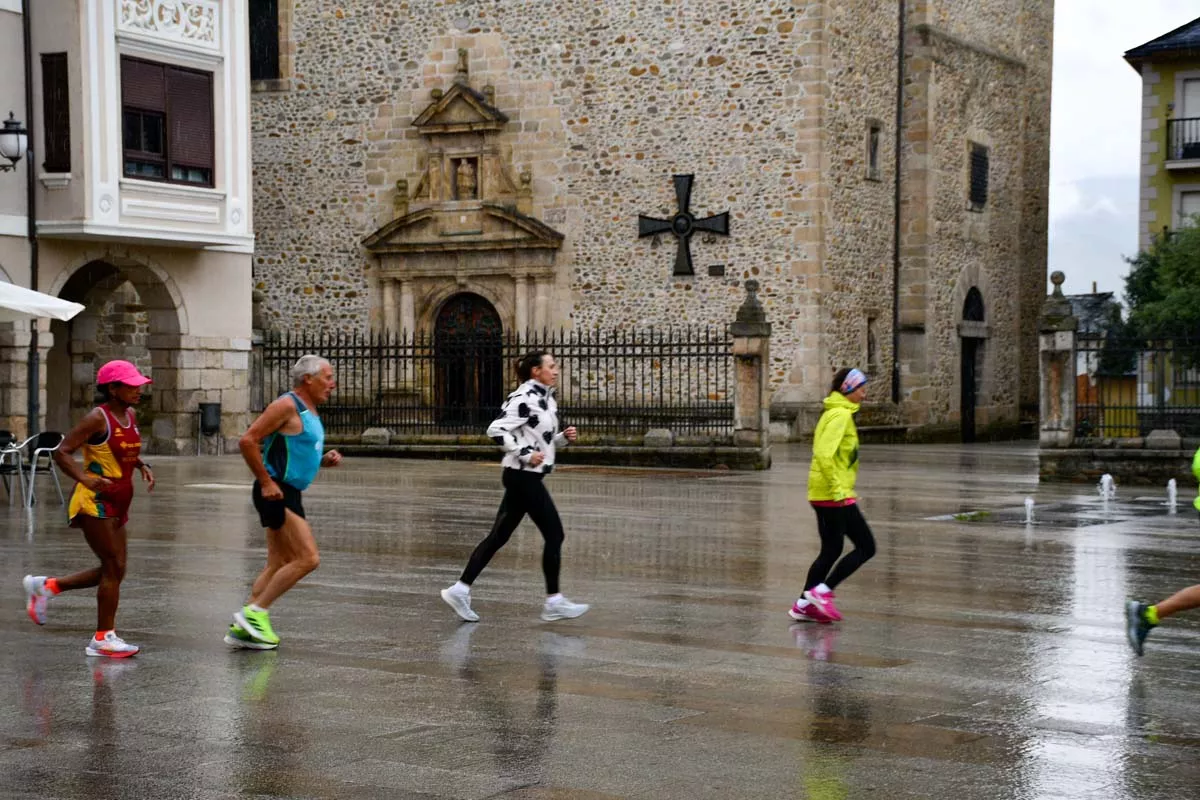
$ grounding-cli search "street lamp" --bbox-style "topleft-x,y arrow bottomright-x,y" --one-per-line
0,112 -> 29,172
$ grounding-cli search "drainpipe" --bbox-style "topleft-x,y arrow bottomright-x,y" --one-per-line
891,0 -> 905,405
21,0 -> 40,435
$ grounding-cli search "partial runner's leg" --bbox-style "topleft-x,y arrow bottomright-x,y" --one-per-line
250,511 -> 319,609
247,526 -> 292,603
522,478 -> 565,595
803,507 -> 846,592
460,471 -> 531,585
1152,584 -> 1200,620
823,505 -> 877,590
78,518 -> 128,632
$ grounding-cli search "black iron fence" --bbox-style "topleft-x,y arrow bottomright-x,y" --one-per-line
1075,337 -> 1200,438
255,327 -> 734,440
1168,117 -> 1200,161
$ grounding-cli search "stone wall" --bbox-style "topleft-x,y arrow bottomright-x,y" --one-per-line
250,0 -> 1051,438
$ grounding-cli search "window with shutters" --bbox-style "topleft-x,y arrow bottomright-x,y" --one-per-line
249,0 -> 280,81
120,56 -> 214,187
41,53 -> 71,173
968,142 -> 989,212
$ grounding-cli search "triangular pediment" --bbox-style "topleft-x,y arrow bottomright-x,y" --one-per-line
362,204 -> 562,254
412,84 -> 509,134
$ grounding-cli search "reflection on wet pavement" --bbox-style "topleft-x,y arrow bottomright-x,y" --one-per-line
1,443 -> 1198,798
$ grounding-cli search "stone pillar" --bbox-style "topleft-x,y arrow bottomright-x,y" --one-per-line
399,279 -> 415,336
148,335 -> 253,455
381,278 -> 397,334
730,280 -> 772,468
514,275 -> 529,334
1038,271 -> 1078,448
533,278 -> 549,334
0,322 -> 52,438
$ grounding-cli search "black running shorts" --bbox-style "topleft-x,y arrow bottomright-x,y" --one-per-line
251,480 -> 305,530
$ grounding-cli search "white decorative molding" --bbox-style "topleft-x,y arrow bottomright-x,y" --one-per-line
37,220 -> 254,249
118,0 -> 220,52
121,196 -> 222,224
0,214 -> 27,237
39,173 -> 72,190
119,178 -> 225,201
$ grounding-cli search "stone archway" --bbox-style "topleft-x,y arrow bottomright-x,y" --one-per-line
48,259 -> 186,451
433,292 -> 503,429
960,287 -> 986,443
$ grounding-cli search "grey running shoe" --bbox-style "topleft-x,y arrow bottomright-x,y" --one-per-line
1125,600 -> 1154,657
440,587 -> 479,622
541,597 -> 589,621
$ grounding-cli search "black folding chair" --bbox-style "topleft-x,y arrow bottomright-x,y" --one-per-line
0,430 -> 25,505
21,432 -> 66,508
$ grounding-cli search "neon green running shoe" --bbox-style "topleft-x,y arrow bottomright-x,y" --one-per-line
234,606 -> 280,645
224,623 -> 277,650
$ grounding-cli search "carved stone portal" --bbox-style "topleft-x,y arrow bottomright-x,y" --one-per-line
362,50 -> 564,337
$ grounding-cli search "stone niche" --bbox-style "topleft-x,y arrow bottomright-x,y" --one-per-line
361,49 -> 564,336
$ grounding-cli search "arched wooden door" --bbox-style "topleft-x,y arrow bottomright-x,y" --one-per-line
434,293 -> 503,428
961,287 -> 985,443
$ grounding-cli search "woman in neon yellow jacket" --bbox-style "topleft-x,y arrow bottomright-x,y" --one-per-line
789,368 -> 876,624
1125,447 -> 1200,656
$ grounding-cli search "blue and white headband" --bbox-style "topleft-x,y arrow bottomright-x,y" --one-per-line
840,369 -> 867,395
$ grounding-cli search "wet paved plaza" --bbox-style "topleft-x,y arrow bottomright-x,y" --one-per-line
2,443 -> 1199,799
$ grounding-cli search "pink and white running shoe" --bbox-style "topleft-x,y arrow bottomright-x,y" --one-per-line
806,588 -> 842,622
23,576 -> 48,626
788,601 -> 832,624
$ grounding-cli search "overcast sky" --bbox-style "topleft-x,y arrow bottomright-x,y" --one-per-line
1048,1 -> 1198,299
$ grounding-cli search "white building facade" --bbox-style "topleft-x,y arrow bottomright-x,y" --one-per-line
0,0 -> 254,451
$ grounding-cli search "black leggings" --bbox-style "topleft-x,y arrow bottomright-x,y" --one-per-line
804,503 -> 876,592
460,468 -> 565,594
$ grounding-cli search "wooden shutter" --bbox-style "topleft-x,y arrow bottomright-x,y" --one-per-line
969,144 -> 989,210
249,0 -> 280,81
121,57 -> 165,112
41,53 -> 70,172
166,66 -> 213,172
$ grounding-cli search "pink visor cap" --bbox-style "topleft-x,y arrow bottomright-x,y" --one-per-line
96,360 -> 152,387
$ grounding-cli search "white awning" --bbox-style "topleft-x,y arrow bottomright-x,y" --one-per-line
0,281 -> 84,323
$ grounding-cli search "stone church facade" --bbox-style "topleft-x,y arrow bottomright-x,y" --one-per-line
249,0 -> 1052,440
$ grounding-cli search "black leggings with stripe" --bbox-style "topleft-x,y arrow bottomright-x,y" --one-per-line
804,503 -> 877,592
460,468 -> 565,594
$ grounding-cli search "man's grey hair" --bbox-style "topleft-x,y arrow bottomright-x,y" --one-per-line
290,354 -> 331,387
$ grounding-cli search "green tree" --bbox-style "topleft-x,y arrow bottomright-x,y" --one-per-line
1124,223 -> 1200,339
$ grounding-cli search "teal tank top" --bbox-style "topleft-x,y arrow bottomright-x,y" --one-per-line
261,393 -> 325,491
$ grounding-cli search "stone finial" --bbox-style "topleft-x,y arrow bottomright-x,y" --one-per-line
1039,270 -> 1078,333
731,279 -> 771,337
431,87 -> 443,101
455,48 -> 469,84
483,84 -> 495,105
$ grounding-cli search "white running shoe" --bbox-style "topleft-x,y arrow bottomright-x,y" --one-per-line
440,587 -> 479,622
22,575 -> 48,626
541,597 -> 589,621
85,631 -> 139,658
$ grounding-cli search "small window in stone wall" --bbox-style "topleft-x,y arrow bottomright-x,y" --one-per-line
866,123 -> 882,181
866,315 -> 879,374
968,142 -> 989,212
249,0 -> 280,82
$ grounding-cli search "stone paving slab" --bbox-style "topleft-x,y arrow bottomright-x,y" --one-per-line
1,443 -> 1198,799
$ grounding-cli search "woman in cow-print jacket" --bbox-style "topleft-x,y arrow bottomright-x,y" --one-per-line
439,351 -> 591,624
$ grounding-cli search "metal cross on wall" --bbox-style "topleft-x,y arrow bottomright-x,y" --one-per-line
638,174 -> 730,276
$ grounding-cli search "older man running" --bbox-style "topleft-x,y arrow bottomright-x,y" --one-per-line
225,354 -> 342,649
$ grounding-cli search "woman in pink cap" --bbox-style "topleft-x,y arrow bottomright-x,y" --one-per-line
22,359 -> 155,658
